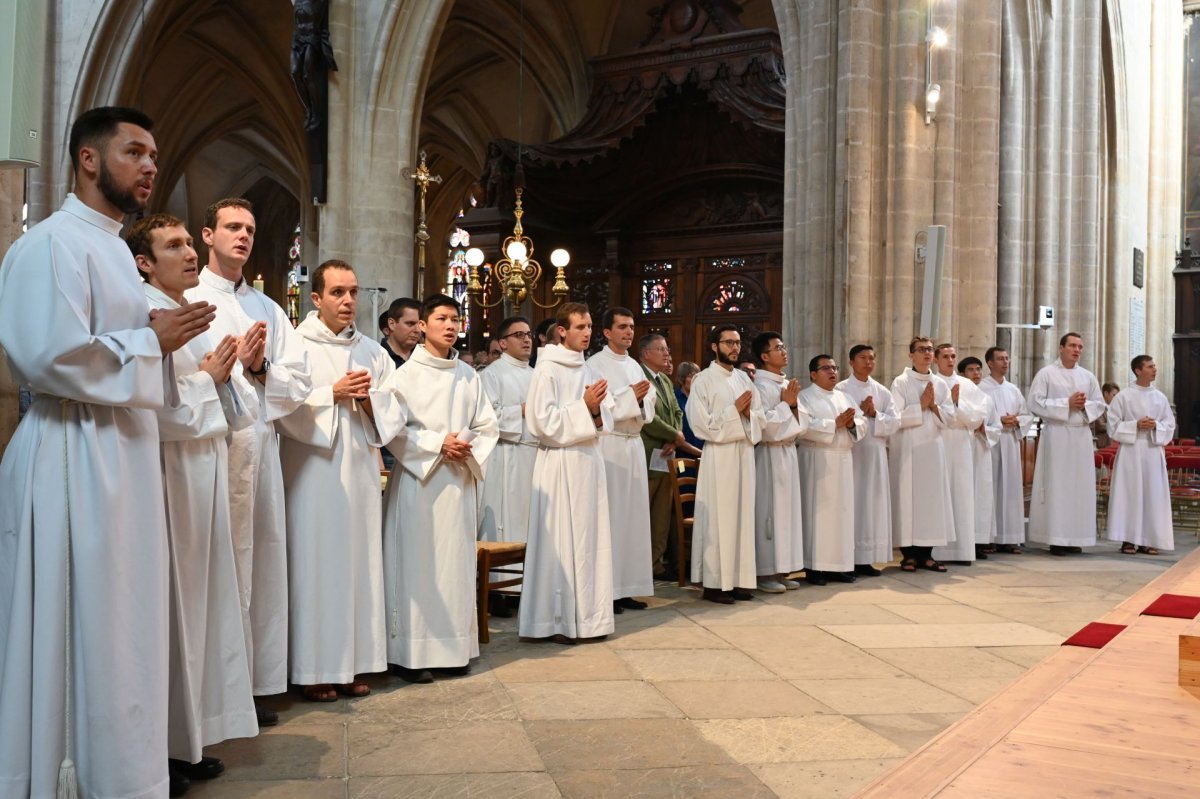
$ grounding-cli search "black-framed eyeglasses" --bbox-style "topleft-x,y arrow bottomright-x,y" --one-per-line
718,339 -> 741,347
503,331 -> 532,340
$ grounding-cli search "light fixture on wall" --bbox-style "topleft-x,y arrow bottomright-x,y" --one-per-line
925,13 -> 948,125
464,0 -> 570,309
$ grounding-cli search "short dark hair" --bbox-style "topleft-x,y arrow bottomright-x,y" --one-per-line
535,317 -> 558,342
204,198 -> 254,230
496,315 -> 530,339
125,212 -> 186,262
1102,381 -> 1120,394
957,356 -> 983,374
378,311 -> 390,334
1059,331 -> 1082,347
933,342 -> 955,357
68,106 -> 154,173
638,333 -> 665,354
985,346 -> 1006,364
386,297 -> 421,322
809,354 -> 833,373
848,343 -> 874,361
312,259 -> 354,295
422,293 -> 460,320
751,331 -> 782,365
555,302 -> 590,330
710,323 -> 739,346
602,306 -> 634,331
909,336 -> 933,353
1130,354 -> 1153,373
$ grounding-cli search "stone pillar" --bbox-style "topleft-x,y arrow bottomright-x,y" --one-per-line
0,170 -> 26,453
319,0 -> 453,331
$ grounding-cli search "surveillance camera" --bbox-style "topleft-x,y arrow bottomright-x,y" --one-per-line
293,264 -> 310,284
1037,305 -> 1054,328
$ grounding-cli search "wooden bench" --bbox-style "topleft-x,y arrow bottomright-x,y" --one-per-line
476,541 -> 525,644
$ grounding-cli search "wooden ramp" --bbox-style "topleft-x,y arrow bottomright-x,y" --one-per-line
856,545 -> 1200,798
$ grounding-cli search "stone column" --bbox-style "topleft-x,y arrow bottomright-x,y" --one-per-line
0,170 -> 26,452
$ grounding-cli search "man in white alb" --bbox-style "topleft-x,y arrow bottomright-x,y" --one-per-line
957,356 -> 1002,556
588,307 -> 656,613
1106,355 -> 1175,555
836,344 -> 901,576
749,331 -> 807,591
889,337 -> 956,572
1026,332 -> 1106,555
129,213 -> 258,793
931,344 -> 988,564
797,354 -> 864,583
686,324 -> 764,603
0,107 -> 215,799
186,198 -> 313,724
276,260 -> 394,700
376,294 -> 498,682
981,347 -> 1033,553
520,303 -> 617,642
478,315 -> 537,615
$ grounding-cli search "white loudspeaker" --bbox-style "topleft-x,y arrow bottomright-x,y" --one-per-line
0,0 -> 47,168
919,225 -> 947,339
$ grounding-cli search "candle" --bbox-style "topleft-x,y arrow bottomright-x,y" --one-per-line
253,274 -> 265,293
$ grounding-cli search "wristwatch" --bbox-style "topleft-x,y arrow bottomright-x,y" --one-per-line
249,358 -> 271,377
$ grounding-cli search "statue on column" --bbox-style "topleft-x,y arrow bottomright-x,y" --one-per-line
291,0 -> 338,202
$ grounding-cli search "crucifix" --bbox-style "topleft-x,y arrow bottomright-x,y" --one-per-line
409,151 -> 442,299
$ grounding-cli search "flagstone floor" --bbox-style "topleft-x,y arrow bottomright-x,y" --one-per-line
189,534 -> 1199,799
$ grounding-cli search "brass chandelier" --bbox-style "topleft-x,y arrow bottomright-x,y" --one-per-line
464,187 -> 569,309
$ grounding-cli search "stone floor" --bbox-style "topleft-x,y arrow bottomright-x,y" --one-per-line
190,534 -> 1199,799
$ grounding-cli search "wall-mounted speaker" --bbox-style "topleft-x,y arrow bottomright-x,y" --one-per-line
0,0 -> 48,168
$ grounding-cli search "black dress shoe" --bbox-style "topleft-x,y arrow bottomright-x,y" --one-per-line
169,756 -> 224,781
731,588 -> 755,601
168,763 -> 190,797
1066,546 -> 1084,554
854,564 -> 882,577
434,663 -> 471,677
616,597 -> 648,610
1049,545 -> 1068,556
805,572 -> 827,586
488,592 -> 513,618
390,664 -> 434,683
973,546 -> 989,560
828,571 -> 857,583
612,601 -> 625,614
702,588 -> 735,604
254,703 -> 278,727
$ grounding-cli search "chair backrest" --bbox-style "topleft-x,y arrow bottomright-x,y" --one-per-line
668,457 -> 699,524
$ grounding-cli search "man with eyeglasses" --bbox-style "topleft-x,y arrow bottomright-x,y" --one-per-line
478,316 -> 537,615
889,337 -> 956,572
685,324 -> 764,603
1026,332 -> 1105,555
836,344 -> 901,576
797,355 -> 864,583
750,332 -> 808,591
638,333 -> 694,580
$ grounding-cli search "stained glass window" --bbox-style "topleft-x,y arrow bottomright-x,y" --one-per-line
641,278 -> 674,314
709,257 -> 746,270
445,229 -> 471,336
641,261 -> 674,274
286,224 -> 302,325
710,279 -> 751,312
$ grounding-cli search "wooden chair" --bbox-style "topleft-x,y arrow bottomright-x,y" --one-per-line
475,541 -> 526,644
668,457 -> 699,587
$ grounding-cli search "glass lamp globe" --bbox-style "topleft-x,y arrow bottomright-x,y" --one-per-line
465,247 -> 485,267
505,240 -> 528,262
550,248 -> 570,268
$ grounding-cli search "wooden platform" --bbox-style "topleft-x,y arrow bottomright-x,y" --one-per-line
856,545 -> 1200,798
